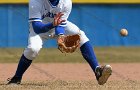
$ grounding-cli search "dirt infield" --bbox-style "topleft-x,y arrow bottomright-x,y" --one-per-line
0,63 -> 140,90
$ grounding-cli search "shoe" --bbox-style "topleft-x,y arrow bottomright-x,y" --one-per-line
95,65 -> 112,85
7,76 -> 22,85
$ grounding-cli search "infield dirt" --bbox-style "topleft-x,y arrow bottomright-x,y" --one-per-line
0,63 -> 140,90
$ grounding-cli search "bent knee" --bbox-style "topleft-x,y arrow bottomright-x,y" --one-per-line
24,46 -> 42,60
79,30 -> 89,46
30,46 -> 41,53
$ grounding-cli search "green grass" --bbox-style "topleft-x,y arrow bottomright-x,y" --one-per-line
0,47 -> 140,63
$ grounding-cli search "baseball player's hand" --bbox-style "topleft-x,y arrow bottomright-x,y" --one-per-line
53,12 -> 66,26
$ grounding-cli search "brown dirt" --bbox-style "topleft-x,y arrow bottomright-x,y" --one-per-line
0,63 -> 140,90
0,63 -> 140,81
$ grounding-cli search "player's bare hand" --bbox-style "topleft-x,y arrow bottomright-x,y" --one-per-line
53,12 -> 66,26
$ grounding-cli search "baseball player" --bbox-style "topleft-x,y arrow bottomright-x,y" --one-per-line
7,0 -> 112,85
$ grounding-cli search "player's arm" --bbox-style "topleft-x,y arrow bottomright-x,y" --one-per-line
54,12 -> 66,35
29,0 -> 54,34
29,0 -> 65,34
31,13 -> 65,34
31,21 -> 54,34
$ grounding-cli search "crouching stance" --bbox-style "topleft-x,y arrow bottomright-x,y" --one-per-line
7,0 -> 112,85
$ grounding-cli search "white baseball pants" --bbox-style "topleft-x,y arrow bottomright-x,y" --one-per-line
24,21 -> 89,60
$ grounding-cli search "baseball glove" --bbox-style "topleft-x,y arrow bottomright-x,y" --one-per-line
57,34 -> 80,53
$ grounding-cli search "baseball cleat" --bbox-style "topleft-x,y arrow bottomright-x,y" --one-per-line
95,65 -> 112,85
7,76 -> 22,85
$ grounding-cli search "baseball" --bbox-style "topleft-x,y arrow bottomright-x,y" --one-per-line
120,29 -> 128,36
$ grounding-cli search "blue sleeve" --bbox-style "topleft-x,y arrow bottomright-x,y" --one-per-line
55,26 -> 65,35
32,21 -> 54,34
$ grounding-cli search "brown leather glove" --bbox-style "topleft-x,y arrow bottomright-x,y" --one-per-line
57,34 -> 80,53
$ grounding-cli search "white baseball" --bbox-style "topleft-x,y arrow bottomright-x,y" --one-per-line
120,29 -> 128,36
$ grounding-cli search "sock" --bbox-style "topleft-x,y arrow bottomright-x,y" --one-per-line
14,54 -> 32,78
80,41 -> 99,72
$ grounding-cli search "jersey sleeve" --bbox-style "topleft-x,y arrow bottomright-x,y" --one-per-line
29,0 -> 42,22
59,0 -> 72,27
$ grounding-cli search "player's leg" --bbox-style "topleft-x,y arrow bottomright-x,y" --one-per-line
7,33 -> 43,84
7,55 -> 32,84
65,21 -> 99,71
65,21 -> 112,85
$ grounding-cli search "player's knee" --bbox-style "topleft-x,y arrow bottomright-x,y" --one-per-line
31,46 -> 41,52
24,46 -> 42,60
79,31 -> 89,46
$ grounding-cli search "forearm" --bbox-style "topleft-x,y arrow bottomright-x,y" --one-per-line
32,21 -> 54,34
55,26 -> 65,35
